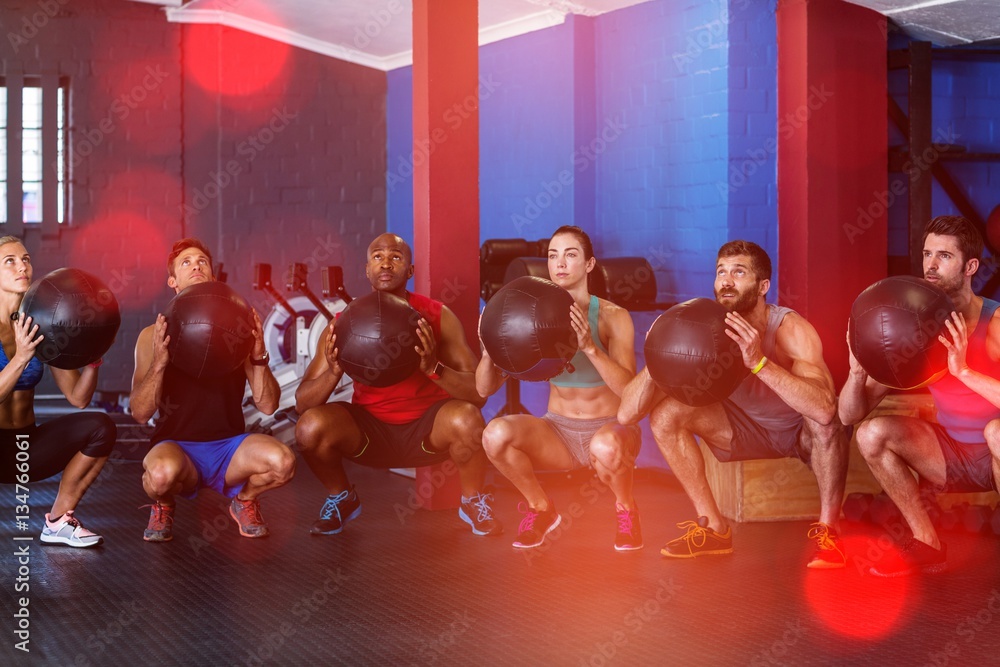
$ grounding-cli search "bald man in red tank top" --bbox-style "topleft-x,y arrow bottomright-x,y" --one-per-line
295,234 -> 500,538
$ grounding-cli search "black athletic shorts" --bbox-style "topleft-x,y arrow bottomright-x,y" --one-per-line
338,399 -> 452,468
706,399 -> 806,464
925,424 -> 995,493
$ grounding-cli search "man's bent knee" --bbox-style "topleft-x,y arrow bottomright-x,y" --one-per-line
649,398 -> 690,436
854,418 -> 890,460
271,445 -> 296,482
144,463 -> 182,496
294,409 -> 325,451
444,401 -> 485,434
985,419 -> 1000,451
803,418 -> 843,452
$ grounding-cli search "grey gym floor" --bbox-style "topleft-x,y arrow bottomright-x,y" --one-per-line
3,431 -> 1000,666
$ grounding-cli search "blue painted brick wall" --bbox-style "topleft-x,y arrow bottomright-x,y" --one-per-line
387,0 -> 780,305
385,0 -> 781,468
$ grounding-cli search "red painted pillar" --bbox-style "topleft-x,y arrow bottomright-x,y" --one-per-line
411,0 -> 479,510
777,0 -> 887,387
411,0 -> 480,343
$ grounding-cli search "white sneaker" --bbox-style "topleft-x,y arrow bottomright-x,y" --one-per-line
40,510 -> 103,548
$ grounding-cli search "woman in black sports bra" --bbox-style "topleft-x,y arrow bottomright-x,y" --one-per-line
0,236 -> 116,548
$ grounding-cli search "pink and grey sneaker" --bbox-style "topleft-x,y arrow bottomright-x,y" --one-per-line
614,503 -> 643,552
41,510 -> 103,548
230,497 -> 270,538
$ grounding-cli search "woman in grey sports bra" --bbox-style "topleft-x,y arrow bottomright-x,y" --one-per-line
476,225 -> 644,553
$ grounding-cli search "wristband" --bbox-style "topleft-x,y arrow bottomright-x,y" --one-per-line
426,361 -> 444,381
751,356 -> 768,375
88,358 -> 104,369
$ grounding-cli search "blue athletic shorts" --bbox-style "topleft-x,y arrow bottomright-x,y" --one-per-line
171,433 -> 252,499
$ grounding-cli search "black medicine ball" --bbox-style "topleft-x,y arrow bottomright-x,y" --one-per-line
479,276 -> 578,382
849,275 -> 954,390
165,281 -> 255,379
644,298 -> 748,407
19,268 -> 121,369
334,290 -> 422,387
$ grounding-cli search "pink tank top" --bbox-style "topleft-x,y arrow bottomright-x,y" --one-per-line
928,298 -> 1000,443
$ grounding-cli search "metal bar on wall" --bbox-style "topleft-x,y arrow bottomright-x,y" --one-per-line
908,41 -> 932,276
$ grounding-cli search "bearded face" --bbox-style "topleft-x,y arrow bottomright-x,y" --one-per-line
714,281 -> 759,314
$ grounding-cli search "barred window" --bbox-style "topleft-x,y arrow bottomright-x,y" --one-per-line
1,76 -> 68,227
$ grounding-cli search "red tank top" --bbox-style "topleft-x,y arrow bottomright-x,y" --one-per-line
351,292 -> 451,424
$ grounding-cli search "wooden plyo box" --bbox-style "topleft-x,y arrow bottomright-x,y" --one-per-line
702,393 -> 999,522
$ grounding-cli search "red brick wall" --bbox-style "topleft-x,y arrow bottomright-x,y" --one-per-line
0,0 -> 386,391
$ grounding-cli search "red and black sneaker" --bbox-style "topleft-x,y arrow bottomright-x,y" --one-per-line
869,538 -> 946,577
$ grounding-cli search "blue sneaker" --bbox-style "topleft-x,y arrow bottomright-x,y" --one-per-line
310,487 -> 362,536
458,492 -> 503,536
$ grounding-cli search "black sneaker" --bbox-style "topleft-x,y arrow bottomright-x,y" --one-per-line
661,516 -> 733,558
310,487 -> 362,536
614,503 -> 643,552
512,502 -> 561,549
459,492 -> 503,536
869,538 -> 947,577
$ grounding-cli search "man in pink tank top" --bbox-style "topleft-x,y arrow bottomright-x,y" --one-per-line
841,216 -> 1000,576
620,240 -> 848,569
295,234 -> 500,538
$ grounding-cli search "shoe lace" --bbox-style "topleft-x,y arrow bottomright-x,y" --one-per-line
470,493 -> 495,523
60,511 -> 81,529
236,498 -> 264,524
517,502 -> 539,533
807,522 -> 839,551
139,503 -> 173,529
675,520 -> 709,548
616,506 -> 634,534
320,489 -> 351,521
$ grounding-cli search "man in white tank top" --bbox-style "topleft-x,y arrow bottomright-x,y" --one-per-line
620,241 -> 848,569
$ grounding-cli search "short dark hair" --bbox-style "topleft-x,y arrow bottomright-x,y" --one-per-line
167,238 -> 213,277
923,215 -> 983,264
717,240 -> 772,282
550,225 -> 594,260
